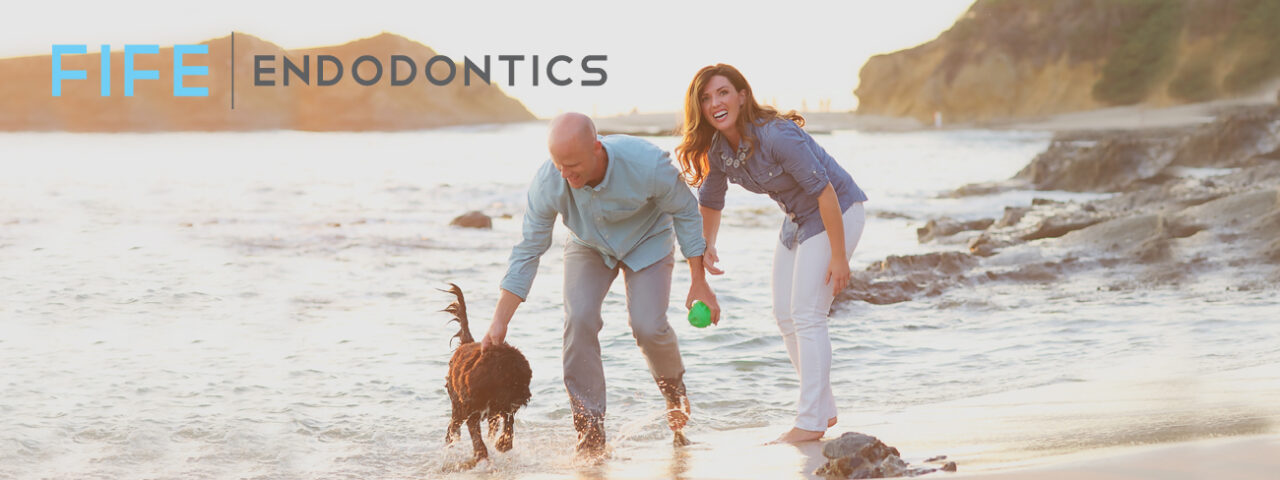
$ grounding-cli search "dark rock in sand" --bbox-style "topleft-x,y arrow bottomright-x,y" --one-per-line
917,217 -> 995,243
942,461 -> 958,472
821,432 -> 899,461
449,211 -> 492,229
815,432 -> 948,479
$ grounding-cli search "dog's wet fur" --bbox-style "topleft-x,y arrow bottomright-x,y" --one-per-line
442,284 -> 532,469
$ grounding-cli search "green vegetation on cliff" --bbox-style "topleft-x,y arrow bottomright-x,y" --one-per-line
857,0 -> 1280,122
1222,0 -> 1280,94
949,0 -> 1280,105
1092,0 -> 1183,105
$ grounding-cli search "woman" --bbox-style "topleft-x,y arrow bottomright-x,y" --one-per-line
675,64 -> 867,443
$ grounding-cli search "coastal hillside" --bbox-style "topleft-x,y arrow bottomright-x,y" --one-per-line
856,0 -> 1280,123
0,33 -> 535,132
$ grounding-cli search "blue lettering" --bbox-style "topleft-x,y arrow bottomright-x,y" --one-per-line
124,44 -> 160,97
51,44 -> 87,96
173,44 -> 209,97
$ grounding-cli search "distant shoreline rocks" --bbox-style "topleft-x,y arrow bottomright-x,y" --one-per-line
844,106 -> 1280,305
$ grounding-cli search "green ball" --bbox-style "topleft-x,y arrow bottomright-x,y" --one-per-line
688,300 -> 711,328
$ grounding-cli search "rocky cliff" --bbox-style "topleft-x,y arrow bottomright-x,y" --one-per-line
855,0 -> 1280,124
0,33 -> 535,132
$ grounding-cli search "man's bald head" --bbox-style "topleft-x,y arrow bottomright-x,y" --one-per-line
547,113 -> 607,189
548,112 -> 598,154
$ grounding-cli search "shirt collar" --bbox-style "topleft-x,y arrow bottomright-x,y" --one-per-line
713,124 -> 754,167
586,134 -> 613,192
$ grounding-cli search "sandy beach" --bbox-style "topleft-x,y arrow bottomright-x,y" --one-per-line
554,362 -> 1280,479
574,362 -> 1280,479
951,435 -> 1279,480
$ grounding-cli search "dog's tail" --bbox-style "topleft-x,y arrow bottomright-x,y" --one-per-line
440,283 -> 474,346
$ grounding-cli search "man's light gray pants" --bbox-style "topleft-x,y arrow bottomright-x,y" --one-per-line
562,239 -> 685,431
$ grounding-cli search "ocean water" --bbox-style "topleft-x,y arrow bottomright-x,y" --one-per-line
1,123 -> 1277,479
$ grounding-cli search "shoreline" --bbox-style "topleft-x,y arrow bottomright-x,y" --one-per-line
949,434 -> 1280,480
591,97 -> 1278,136
594,362 -> 1280,479
857,362 -> 1280,473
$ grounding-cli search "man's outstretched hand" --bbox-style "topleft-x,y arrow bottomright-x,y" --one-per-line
481,321 -> 506,351
686,280 -> 721,326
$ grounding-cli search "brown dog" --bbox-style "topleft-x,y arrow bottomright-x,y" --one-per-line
442,283 -> 532,468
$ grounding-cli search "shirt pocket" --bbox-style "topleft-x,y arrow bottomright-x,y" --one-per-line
758,163 -> 794,193
725,163 -> 760,194
600,199 -> 645,222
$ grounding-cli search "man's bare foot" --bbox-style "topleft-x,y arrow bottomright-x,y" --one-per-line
673,430 -> 691,447
665,393 -> 691,431
828,416 -> 838,428
770,427 -> 824,444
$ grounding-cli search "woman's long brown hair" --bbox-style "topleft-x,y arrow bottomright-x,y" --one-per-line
675,64 -> 804,187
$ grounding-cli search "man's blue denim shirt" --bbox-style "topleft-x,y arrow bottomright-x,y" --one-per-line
698,117 -> 868,250
500,135 -> 706,300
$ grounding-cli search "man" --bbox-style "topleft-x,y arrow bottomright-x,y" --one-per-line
481,112 -> 720,456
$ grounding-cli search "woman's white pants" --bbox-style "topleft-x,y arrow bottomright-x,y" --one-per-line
771,203 -> 865,431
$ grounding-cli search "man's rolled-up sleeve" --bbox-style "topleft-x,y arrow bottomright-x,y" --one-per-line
499,174 -> 557,301
653,156 -> 706,259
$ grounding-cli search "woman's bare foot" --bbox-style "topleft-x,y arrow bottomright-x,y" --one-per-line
770,427 -> 824,444
828,416 -> 838,428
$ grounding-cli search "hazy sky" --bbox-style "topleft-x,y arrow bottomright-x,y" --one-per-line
4,0 -> 975,117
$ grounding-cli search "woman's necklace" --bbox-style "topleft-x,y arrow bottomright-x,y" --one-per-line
720,141 -> 750,169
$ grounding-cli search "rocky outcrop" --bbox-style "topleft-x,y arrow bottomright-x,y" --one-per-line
0,33 -> 535,132
844,107 -> 1280,305
916,217 -> 995,243
856,0 -> 1280,124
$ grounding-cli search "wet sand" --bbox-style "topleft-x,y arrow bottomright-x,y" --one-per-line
508,363 -> 1280,479
951,435 -> 1279,480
